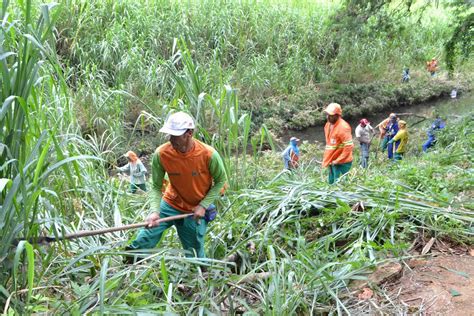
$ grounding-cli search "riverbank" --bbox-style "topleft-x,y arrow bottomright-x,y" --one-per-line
281,92 -> 474,145
252,76 -> 471,134
123,75 -> 471,157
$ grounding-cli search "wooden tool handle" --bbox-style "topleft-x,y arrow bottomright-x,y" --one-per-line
61,213 -> 193,240
15,213 -> 194,244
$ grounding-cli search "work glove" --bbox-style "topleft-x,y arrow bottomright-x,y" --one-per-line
204,204 -> 217,222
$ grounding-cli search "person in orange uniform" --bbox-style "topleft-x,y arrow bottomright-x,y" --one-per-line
426,57 -> 438,77
377,113 -> 396,152
322,103 -> 354,184
126,112 -> 227,259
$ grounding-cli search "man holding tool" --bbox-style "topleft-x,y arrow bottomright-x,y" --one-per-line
355,118 -> 374,168
126,111 -> 227,261
322,103 -> 354,184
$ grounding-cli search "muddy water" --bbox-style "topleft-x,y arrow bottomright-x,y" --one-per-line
280,94 -> 474,146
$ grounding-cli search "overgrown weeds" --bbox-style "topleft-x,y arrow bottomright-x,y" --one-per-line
1,0 -> 473,314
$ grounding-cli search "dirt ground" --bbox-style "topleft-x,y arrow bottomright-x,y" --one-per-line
389,254 -> 474,315
349,242 -> 474,315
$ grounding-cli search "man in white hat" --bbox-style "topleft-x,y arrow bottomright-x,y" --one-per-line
126,112 -> 227,260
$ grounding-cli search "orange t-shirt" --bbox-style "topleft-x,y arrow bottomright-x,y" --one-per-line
290,151 -> 299,168
427,60 -> 438,72
322,118 -> 354,167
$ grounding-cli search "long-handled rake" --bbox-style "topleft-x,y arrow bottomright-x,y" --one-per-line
14,213 -> 193,245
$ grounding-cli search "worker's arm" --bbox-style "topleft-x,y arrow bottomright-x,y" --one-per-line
377,119 -> 387,134
116,163 -> 130,173
199,151 -> 227,209
355,127 -> 362,143
388,131 -> 402,144
282,146 -> 291,160
282,146 -> 291,169
368,124 -> 374,134
150,152 -> 165,212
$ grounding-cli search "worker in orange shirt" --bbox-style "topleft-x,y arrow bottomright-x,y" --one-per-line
426,57 -> 438,77
378,113 -> 397,152
126,112 -> 227,261
322,103 -> 354,184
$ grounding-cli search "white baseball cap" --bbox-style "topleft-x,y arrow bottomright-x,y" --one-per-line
159,112 -> 196,136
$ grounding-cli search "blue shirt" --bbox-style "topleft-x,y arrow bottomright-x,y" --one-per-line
427,118 -> 446,138
118,160 -> 147,184
386,121 -> 399,139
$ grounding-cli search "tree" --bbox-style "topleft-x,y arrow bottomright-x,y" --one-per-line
444,2 -> 473,77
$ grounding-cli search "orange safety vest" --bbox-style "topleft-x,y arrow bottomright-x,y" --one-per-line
427,60 -> 438,72
322,118 -> 354,167
162,176 -> 228,196
378,117 -> 390,138
290,150 -> 299,168
158,140 -> 215,212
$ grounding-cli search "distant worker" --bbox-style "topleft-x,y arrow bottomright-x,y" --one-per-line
322,103 -> 354,184
422,115 -> 446,152
126,112 -> 227,261
388,120 -> 408,160
402,68 -> 410,83
450,89 -> 457,99
426,57 -> 438,77
377,114 -> 392,150
282,136 -> 300,170
379,113 -> 399,159
116,151 -> 147,193
355,118 -> 374,168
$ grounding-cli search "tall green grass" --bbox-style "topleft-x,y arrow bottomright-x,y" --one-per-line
58,0 -> 450,88
1,1 -> 272,312
0,1 -> 101,312
52,0 -> 466,136
1,0 -> 472,314
1,0 -> 67,312
162,38 -> 274,190
12,113 -> 470,314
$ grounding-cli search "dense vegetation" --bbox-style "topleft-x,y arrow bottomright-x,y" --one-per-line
1,0 -> 473,314
55,0 -> 472,136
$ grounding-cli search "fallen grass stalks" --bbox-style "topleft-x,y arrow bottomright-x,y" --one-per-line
1,0 -> 473,314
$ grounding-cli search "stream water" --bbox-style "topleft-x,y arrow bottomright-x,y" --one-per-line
280,93 -> 473,147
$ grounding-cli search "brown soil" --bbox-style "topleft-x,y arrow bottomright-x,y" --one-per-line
388,254 -> 474,315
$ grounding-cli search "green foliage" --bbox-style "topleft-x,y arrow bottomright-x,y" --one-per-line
161,39 -> 275,190
443,2 -> 474,77
51,0 -> 471,134
1,0 -> 473,314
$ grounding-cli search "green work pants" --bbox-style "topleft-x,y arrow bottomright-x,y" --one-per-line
328,162 -> 352,184
393,152 -> 404,161
380,136 -> 389,152
129,200 -> 207,258
130,183 -> 147,193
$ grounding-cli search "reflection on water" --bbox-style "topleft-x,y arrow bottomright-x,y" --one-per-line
281,94 -> 473,147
